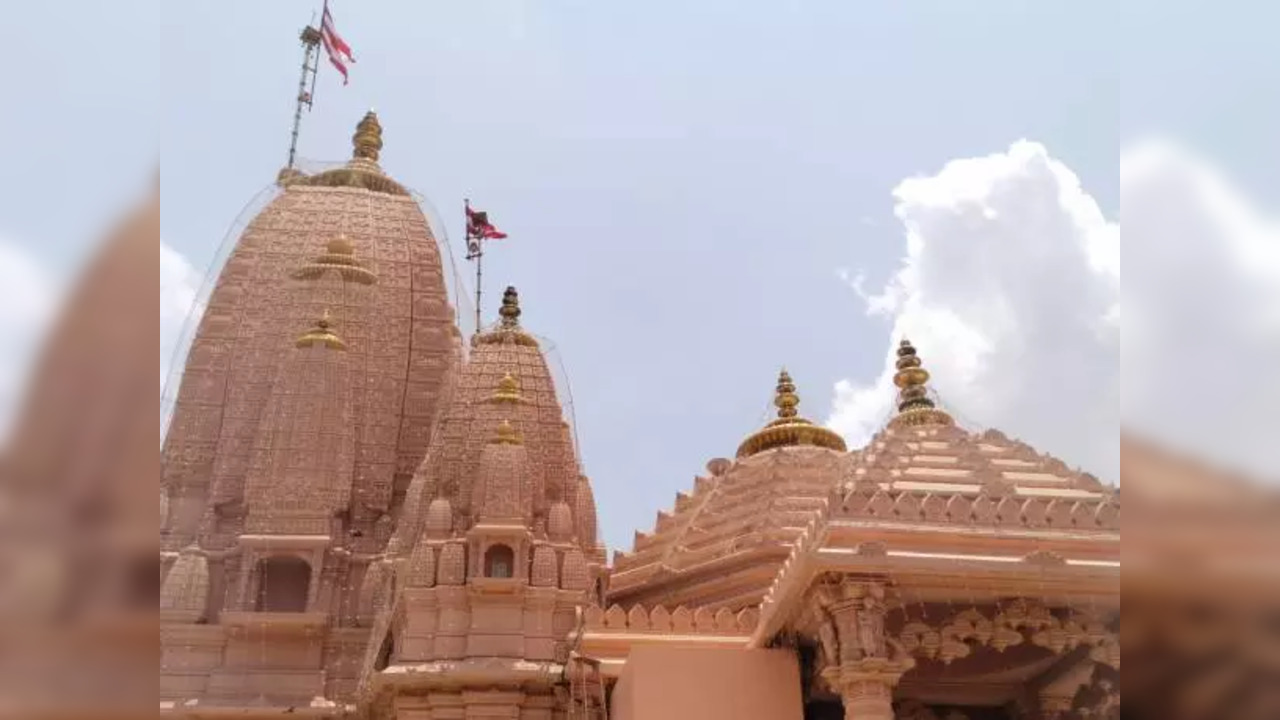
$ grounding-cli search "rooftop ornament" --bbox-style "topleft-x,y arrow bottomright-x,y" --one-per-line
735,369 -> 848,458
490,372 -> 524,404
295,309 -> 347,351
285,111 -> 409,196
492,419 -> 523,446
290,234 -> 377,285
888,339 -> 954,429
475,286 -> 539,347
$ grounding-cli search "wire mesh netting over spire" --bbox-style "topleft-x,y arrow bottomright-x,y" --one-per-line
160,157 -> 477,443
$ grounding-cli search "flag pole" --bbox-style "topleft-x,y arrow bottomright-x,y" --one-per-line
286,10 -> 324,171
474,238 -> 484,335
465,199 -> 484,335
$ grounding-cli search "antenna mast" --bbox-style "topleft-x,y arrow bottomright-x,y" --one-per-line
286,19 -> 324,171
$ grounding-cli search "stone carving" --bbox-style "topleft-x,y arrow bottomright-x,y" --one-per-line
1022,549 -> 1068,567
581,604 -> 760,636
829,488 -> 1119,531
896,600 -> 1118,667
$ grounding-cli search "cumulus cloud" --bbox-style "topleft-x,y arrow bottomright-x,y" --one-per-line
0,240 -> 58,440
828,141 -> 1120,480
1121,141 -> 1280,482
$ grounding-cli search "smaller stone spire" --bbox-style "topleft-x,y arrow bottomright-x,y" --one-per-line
889,339 -> 953,428
353,110 -> 383,162
295,310 -> 347,351
499,286 -> 522,328
492,419 -> 522,446
736,368 -> 847,458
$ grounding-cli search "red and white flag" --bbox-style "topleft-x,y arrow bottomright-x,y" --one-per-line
320,5 -> 356,84
465,200 -> 508,258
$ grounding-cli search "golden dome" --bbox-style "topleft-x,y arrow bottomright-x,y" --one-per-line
735,369 -> 847,458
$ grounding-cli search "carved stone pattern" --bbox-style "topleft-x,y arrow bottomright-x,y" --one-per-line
896,600 -> 1117,665
582,604 -> 760,635
162,186 -> 458,554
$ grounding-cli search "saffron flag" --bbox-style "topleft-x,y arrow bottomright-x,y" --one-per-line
320,5 -> 356,84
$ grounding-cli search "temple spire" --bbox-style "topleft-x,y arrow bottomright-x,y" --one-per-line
499,286 -> 522,328
475,285 -> 538,347
774,368 -> 800,419
889,339 -> 953,428
353,110 -> 383,162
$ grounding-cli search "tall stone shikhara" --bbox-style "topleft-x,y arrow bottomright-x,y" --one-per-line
160,112 -> 465,707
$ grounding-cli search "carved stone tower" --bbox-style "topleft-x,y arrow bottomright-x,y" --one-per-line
358,287 -> 604,719
160,112 -> 463,711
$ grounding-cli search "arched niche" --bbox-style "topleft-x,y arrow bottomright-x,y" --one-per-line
483,544 -> 515,579
254,556 -> 312,612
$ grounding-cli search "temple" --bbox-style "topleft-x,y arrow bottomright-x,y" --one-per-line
160,113 -> 1120,720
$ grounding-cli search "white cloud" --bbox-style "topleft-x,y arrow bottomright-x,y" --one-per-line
1120,140 -> 1280,482
827,141 -> 1120,480
0,240 -> 58,441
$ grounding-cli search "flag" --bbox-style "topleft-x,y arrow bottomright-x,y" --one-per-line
320,5 -> 356,85
466,201 -> 508,241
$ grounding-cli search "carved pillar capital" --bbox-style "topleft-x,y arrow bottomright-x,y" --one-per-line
806,576 -> 912,720
820,657 -> 914,720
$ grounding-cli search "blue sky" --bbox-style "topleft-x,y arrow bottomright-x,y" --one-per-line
3,1 -> 1279,550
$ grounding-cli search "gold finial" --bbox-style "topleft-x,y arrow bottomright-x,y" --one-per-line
491,372 -> 522,403
499,286 -> 522,328
736,369 -> 847,458
296,309 -> 348,351
474,285 -> 539,347
287,111 -> 408,195
353,110 -> 383,163
327,234 -> 354,255
889,339 -> 954,428
492,419 -> 522,445
774,368 -> 799,419
291,234 -> 377,285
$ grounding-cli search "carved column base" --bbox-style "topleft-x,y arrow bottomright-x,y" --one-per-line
821,658 -> 915,720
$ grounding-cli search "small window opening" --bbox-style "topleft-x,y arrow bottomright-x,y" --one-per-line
483,544 -> 515,579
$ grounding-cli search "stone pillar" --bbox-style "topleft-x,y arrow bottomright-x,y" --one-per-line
809,578 -> 915,720
821,661 -> 912,720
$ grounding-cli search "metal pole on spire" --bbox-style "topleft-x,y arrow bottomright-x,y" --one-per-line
464,199 -> 484,335
286,4 -> 325,171
464,200 -> 508,336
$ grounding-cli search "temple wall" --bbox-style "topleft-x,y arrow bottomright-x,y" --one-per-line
610,646 -> 802,720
